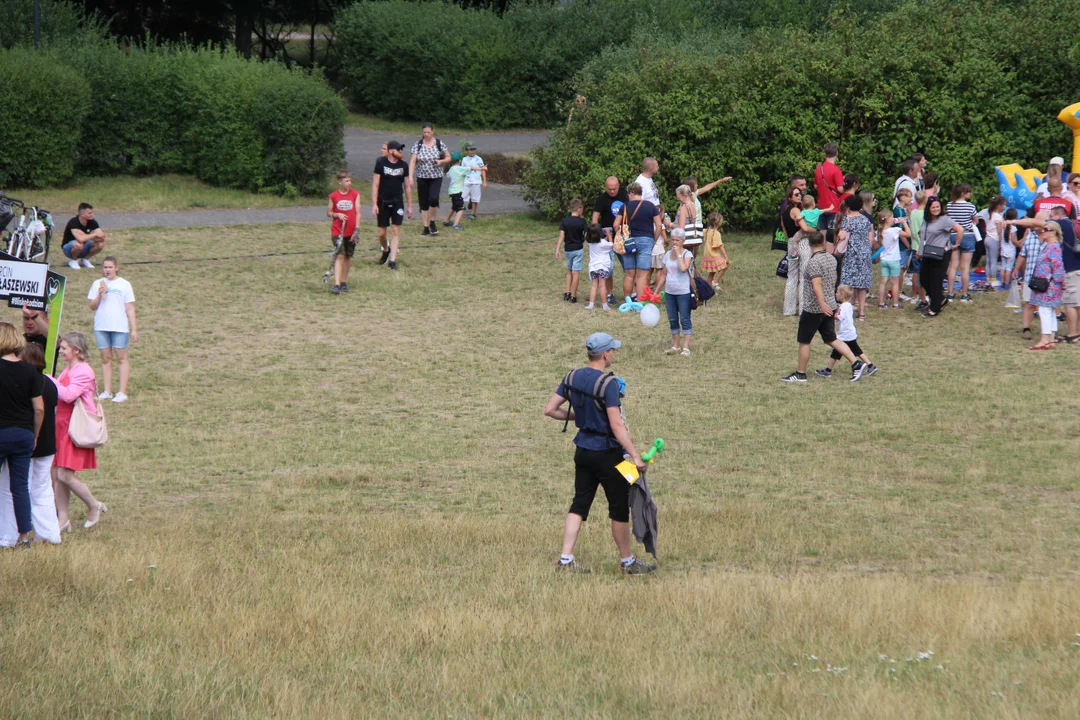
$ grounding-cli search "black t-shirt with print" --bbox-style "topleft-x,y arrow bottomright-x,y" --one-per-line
374,158 -> 409,204
593,190 -> 629,228
560,216 -> 587,252
62,216 -> 99,245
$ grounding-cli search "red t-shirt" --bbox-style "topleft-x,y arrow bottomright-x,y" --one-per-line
815,161 -> 844,211
1031,196 -> 1076,220
330,189 -> 361,237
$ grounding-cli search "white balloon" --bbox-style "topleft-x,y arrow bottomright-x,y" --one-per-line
640,303 -> 660,327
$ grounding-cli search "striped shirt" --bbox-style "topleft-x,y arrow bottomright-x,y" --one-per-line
1019,232 -> 1044,285
946,200 -> 976,232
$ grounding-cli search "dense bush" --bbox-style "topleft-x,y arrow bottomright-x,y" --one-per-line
334,0 -> 919,129
0,48 -> 88,187
0,0 -> 104,50
524,0 -> 1080,228
0,42 -> 346,194
335,0 -> 712,129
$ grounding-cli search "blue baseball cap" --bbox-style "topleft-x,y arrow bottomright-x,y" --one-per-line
586,332 -> 622,353
616,377 -> 627,395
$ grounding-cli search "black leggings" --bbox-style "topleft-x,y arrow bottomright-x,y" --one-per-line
921,251 -> 950,313
416,177 -> 442,211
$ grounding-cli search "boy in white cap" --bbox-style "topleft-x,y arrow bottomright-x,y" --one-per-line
543,332 -> 655,575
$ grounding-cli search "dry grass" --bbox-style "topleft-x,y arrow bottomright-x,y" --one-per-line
6,174 -> 354,214
1,215 -> 1078,717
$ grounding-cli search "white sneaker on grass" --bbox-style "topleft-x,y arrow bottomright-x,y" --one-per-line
112,392 -> 128,403
98,391 -> 113,400
79,258 -> 94,268
67,260 -> 80,270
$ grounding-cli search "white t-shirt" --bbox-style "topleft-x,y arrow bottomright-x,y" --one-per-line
663,249 -> 694,295
837,302 -> 857,342
985,211 -> 1003,242
881,226 -> 901,262
1000,226 -> 1017,260
88,277 -> 135,333
634,174 -> 660,207
588,238 -> 614,273
461,155 -> 484,185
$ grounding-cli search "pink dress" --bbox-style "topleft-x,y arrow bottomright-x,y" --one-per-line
54,362 -> 97,471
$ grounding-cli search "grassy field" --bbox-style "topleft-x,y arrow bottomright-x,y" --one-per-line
1,215 -> 1078,717
5,175 -> 353,214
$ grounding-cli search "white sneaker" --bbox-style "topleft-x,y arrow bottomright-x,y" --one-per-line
112,392 -> 128,403
79,258 -> 94,269
67,260 -> 80,270
98,391 -> 113,400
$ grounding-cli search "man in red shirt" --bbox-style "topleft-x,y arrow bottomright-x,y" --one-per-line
814,143 -> 844,215
326,170 -> 361,295
1029,178 -> 1077,221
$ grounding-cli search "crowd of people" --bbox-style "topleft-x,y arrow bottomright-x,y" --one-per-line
324,124 -> 489,293
0,247 -> 138,546
778,145 -> 1079,380
552,159 -> 734,357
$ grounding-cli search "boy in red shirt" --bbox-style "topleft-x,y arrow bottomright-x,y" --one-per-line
326,170 -> 361,295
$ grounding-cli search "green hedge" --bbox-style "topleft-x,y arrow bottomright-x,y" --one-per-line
0,42 -> 346,195
335,0 -> 711,129
523,0 -> 1080,228
0,0 -> 103,50
0,48 -> 87,188
333,0 -> 919,130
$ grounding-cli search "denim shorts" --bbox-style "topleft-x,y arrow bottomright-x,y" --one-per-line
62,240 -> 93,259
619,236 -> 654,271
954,232 -> 977,253
880,259 -> 901,277
95,330 -> 130,349
564,248 -> 584,272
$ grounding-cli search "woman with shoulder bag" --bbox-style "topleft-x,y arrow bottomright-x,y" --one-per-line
782,185 -> 817,316
53,332 -> 107,531
1027,222 -> 1065,350
917,197 -> 964,317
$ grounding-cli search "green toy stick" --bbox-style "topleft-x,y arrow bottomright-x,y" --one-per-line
642,438 -> 665,463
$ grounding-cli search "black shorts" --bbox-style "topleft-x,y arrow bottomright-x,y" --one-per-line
570,446 -> 630,523
332,234 -> 356,258
830,338 -> 862,359
377,201 -> 404,228
797,311 -> 837,345
416,177 -> 442,211
449,192 -> 464,212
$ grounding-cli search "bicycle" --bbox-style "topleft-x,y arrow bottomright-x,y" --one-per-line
0,195 -> 53,264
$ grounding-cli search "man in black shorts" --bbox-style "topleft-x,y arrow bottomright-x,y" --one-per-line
372,141 -> 413,270
782,231 -> 865,383
543,332 -> 655,575
591,177 -> 629,305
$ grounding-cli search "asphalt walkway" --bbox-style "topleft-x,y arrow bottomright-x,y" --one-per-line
99,128 -> 549,230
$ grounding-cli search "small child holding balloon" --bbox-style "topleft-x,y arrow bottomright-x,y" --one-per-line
584,223 -> 614,310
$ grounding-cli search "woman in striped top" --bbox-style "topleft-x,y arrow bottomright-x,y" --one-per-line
946,183 -> 978,304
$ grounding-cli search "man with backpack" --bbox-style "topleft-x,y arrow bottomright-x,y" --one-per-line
543,332 -> 655,575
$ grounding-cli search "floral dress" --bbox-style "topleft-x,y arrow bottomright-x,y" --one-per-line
840,213 -> 873,289
1030,242 -> 1064,308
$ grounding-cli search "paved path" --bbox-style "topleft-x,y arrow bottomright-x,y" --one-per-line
99,128 -> 549,230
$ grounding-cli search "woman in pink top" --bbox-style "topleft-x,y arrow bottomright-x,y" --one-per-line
53,332 -> 107,531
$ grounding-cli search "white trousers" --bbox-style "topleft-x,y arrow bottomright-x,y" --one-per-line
0,455 -> 61,545
1038,306 -> 1059,335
